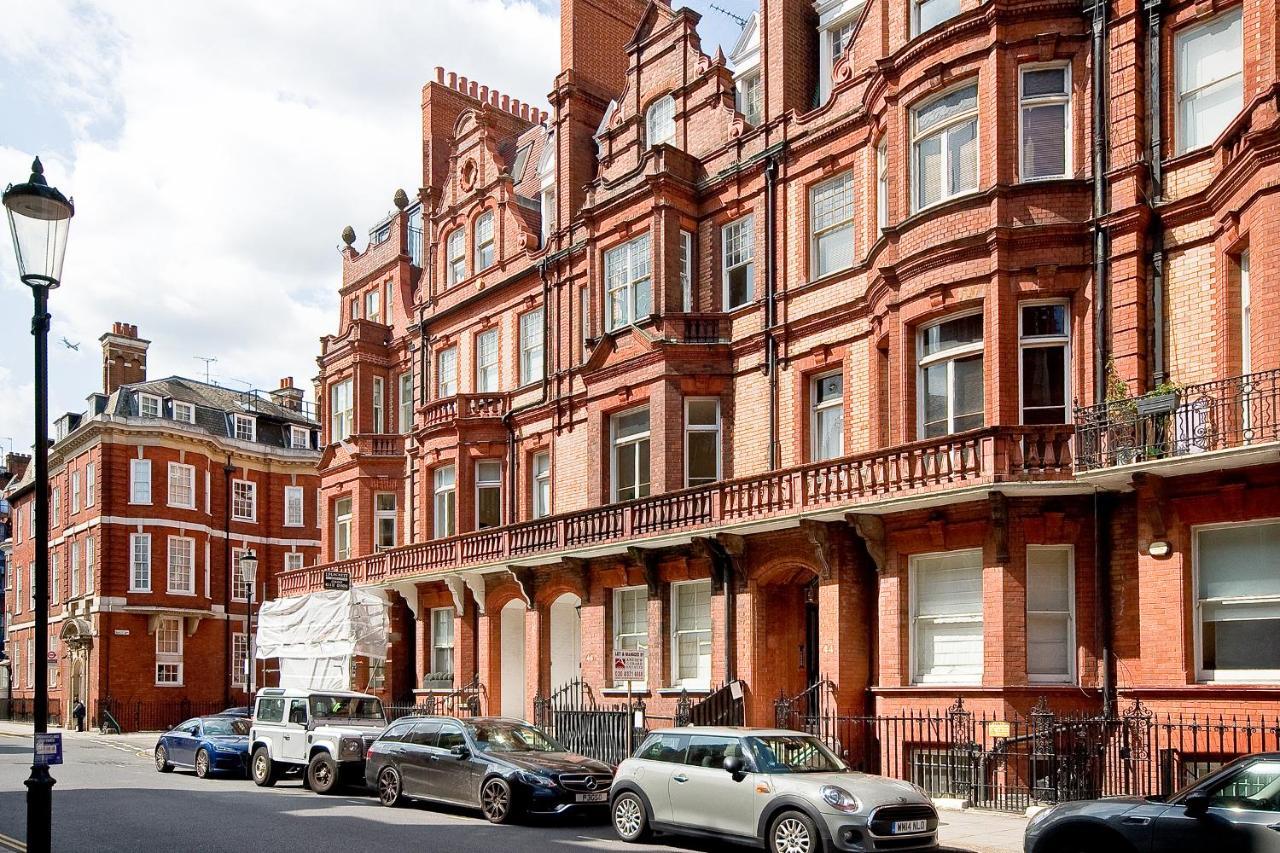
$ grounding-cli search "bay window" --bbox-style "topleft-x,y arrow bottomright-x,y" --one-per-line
1019,65 -> 1071,180
372,376 -> 385,433
1175,8 -> 1243,154
532,451 -> 551,519
918,313 -> 984,437
437,347 -> 457,397
605,234 -> 652,331
1020,302 -> 1070,424
1197,520 -> 1280,681
810,172 -> 855,278
685,398 -> 721,487
330,378 -> 353,442
334,497 -> 352,561
398,372 -> 414,433
911,549 -> 983,684
671,580 -> 712,688
519,308 -> 544,385
475,461 -> 502,529
434,466 -> 456,538
1026,546 -> 1075,682
912,83 -> 979,211
722,216 -> 755,309
811,372 -> 845,462
612,408 -> 651,502
375,493 -> 397,550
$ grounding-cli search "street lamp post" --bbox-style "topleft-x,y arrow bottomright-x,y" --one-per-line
239,551 -> 259,701
5,157 -> 74,853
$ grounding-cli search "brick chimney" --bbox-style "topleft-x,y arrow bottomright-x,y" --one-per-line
761,0 -> 818,121
100,322 -> 150,396
271,376 -> 305,412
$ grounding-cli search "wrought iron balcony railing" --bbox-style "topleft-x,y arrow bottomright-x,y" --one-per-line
280,425 -> 1072,596
1073,369 -> 1280,471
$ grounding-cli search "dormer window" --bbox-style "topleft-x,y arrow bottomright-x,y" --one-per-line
538,140 -> 557,246
818,10 -> 858,104
447,228 -> 466,285
173,401 -> 196,424
138,393 -> 162,418
289,425 -> 310,449
231,414 -> 256,443
645,95 -> 676,147
474,212 -> 495,272
365,289 -> 381,324
737,72 -> 763,125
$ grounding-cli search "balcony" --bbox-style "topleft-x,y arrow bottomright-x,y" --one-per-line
347,434 -> 405,457
421,393 -> 511,432
280,425 -> 1073,596
1074,369 -> 1280,472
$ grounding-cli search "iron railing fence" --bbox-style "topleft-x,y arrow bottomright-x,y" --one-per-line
775,693 -> 1280,814
534,679 -> 645,766
385,676 -> 485,721
1074,368 -> 1280,470
1,698 -> 63,727
94,698 -> 229,733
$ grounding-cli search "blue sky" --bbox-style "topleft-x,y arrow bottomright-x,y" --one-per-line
0,0 -> 754,458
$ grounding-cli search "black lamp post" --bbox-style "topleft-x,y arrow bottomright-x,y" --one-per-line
239,551 -> 258,700
5,157 -> 73,853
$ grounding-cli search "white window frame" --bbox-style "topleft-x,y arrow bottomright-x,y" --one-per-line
334,497 -> 353,561
475,329 -> 499,393
398,372 -> 414,433
1193,518 -> 1280,683
679,230 -> 694,312
231,479 -> 257,522
1241,249 -> 1252,375
155,616 -> 184,686
819,15 -> 857,104
722,215 -> 755,310
167,462 -> 196,510
437,348 -> 458,398
447,228 -> 467,284
540,187 -> 557,245
604,234 -> 653,332
284,551 -> 304,572
130,458 -> 152,505
1018,64 -> 1072,181
474,211 -> 495,272
810,171 -> 855,279
70,540 -> 80,598
613,585 -> 649,688
232,632 -> 249,688
519,308 -> 544,386
670,579 -> 712,689
876,138 -> 889,233
1174,7 -> 1244,155
811,371 -> 846,462
51,487 -> 59,527
71,470 -> 80,514
289,425 -> 310,449
475,461 -> 503,530
232,546 -> 253,603
167,536 -> 196,596
1018,300 -> 1071,425
85,535 -> 95,594
284,485 -> 305,528
431,607 -> 456,677
372,376 -> 385,433
532,451 -> 551,520
912,0 -> 961,37
173,401 -> 196,424
365,288 -> 381,324
909,548 -> 984,685
330,378 -> 353,442
385,280 -> 395,326
1026,545 -> 1076,683
130,533 -> 151,592
736,70 -> 762,125
911,82 -> 980,212
645,94 -> 676,147
232,414 -> 256,443
138,392 -> 162,418
86,462 -> 95,507
611,407 -> 651,503
684,398 -> 721,488
374,492 -> 397,551
433,466 -> 457,538
917,310 -> 985,438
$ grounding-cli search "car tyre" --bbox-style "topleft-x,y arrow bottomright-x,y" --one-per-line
154,745 -> 174,773
611,791 -> 651,843
194,748 -> 212,779
307,752 -> 339,795
376,766 -> 404,807
769,809 -> 823,853
251,747 -> 278,787
481,777 -> 516,824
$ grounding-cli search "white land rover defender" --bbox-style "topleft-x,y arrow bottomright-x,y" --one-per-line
249,688 -> 387,794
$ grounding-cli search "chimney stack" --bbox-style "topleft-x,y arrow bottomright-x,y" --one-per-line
271,376 -> 305,412
100,322 -> 150,396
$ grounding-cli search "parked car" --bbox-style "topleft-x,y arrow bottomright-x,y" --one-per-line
154,715 -> 252,779
610,727 -> 938,852
366,715 -> 613,824
218,706 -> 251,718
248,687 -> 386,794
1024,752 -> 1280,853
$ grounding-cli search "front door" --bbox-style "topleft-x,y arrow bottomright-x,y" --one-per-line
668,735 -> 757,837
281,700 -> 308,763
500,601 -> 526,720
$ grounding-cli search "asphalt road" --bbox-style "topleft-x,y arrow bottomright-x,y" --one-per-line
0,732 -> 1002,852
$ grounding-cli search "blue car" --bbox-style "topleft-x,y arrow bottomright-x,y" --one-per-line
155,715 -> 252,779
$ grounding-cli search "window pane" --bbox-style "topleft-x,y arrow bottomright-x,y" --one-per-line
916,133 -> 942,209
923,363 -> 949,437
1022,346 -> 1066,418
728,265 -> 752,307
1203,617 -> 1280,671
916,0 -> 960,32
637,439 -> 651,498
615,409 -> 649,439
816,408 -> 843,461
915,84 -> 977,134
1199,523 -> 1280,600
1027,613 -> 1071,674
687,399 -> 718,426
1023,68 -> 1068,97
477,487 -> 501,528
1183,76 -> 1244,150
916,620 -> 983,679
1022,303 -> 1067,337
916,552 -> 982,617
1027,548 -> 1071,611
615,444 -> 637,500
953,355 -> 984,430
816,226 -> 854,277
688,432 -> 718,485
815,373 -> 843,404
948,119 -> 978,193
1023,103 -> 1066,178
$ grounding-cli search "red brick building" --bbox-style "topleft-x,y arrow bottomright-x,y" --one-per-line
2,324 -> 321,728
289,0 -> 1279,767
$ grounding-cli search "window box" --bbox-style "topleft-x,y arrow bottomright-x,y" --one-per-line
1135,391 -> 1178,416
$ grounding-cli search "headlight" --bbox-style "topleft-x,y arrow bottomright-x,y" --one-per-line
820,785 -> 861,813
516,770 -> 556,788
340,737 -> 363,757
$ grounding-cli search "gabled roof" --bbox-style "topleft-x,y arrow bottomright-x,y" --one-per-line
729,11 -> 760,70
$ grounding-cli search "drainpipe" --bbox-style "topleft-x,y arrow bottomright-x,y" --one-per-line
764,155 -> 781,471
504,261 -> 552,522
1146,0 -> 1166,386
1089,0 -> 1110,402
222,456 -> 234,708
1095,490 -> 1116,715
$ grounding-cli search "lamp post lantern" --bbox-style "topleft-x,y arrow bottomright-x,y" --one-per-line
5,156 -> 73,853
239,551 -> 259,701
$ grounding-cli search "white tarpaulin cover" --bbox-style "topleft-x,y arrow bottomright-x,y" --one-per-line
256,589 -> 388,690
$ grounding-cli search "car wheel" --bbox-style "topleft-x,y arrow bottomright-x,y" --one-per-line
251,747 -> 278,787
481,777 -> 515,824
307,753 -> 339,795
376,766 -> 404,807
770,809 -> 822,853
154,745 -> 174,773
194,748 -> 211,779
611,791 -> 651,842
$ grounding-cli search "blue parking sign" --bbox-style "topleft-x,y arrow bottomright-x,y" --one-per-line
34,733 -> 62,766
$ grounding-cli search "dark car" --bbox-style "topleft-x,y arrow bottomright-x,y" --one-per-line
1025,752 -> 1280,853
218,706 -> 251,718
365,715 -> 613,823
155,715 -> 252,778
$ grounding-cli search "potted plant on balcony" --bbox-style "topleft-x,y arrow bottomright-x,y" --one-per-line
1135,380 -> 1181,416
1104,362 -> 1141,465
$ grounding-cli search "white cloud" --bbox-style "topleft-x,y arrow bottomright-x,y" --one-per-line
0,0 -> 558,451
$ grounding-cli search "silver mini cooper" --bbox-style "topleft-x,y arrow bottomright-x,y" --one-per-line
610,727 -> 938,852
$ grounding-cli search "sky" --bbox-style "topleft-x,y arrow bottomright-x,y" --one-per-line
0,0 -> 754,460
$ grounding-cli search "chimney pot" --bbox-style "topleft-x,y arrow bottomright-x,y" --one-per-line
501,94 -> 510,111
480,85 -> 489,103
448,71 -> 458,88
435,66 -> 445,83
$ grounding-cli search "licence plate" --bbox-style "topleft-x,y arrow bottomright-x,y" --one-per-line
575,792 -> 608,803
892,819 -> 927,834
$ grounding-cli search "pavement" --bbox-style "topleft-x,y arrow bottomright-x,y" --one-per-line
0,721 -> 1028,852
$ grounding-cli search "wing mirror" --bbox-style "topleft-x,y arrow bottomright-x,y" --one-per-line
723,755 -> 745,775
449,745 -> 471,760
1184,793 -> 1210,817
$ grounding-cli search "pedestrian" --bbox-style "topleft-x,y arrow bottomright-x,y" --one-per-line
72,697 -> 86,732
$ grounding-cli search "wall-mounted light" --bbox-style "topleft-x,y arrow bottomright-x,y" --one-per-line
1148,540 -> 1171,558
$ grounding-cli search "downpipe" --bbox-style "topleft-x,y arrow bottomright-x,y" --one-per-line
764,155 -> 781,471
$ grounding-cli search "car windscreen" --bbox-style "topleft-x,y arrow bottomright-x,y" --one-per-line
465,722 -> 564,753
746,735 -> 846,773
307,696 -> 386,723
204,718 -> 251,736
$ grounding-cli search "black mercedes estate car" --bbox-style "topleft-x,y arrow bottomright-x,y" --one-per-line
365,715 -> 613,823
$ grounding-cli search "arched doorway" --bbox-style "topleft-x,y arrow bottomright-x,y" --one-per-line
754,564 -> 821,719
548,593 -> 582,692
500,600 -> 527,719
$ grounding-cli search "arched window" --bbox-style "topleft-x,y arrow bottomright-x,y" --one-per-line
473,212 -> 495,272
645,95 -> 676,147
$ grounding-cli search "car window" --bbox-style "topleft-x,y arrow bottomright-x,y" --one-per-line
1203,760 -> 1280,812
685,735 -> 747,769
437,725 -> 465,751
204,717 -> 250,736
256,697 -> 285,723
408,722 -> 440,747
746,735 -> 845,773
288,699 -> 308,726
379,721 -> 415,743
636,733 -> 687,764
179,720 -> 201,736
